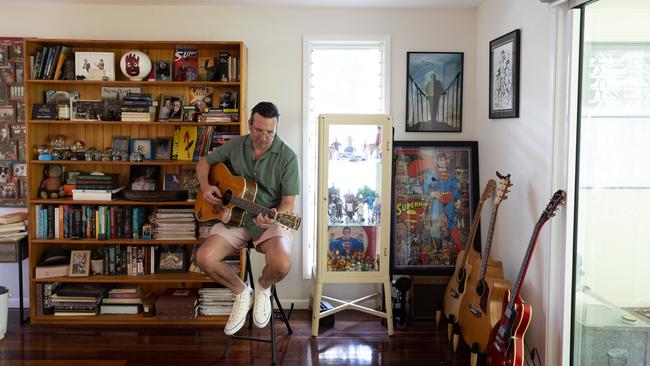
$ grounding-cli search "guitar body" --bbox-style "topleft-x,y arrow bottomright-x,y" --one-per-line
194,162 -> 258,225
487,291 -> 532,366
443,248 -> 479,322
458,260 -> 511,353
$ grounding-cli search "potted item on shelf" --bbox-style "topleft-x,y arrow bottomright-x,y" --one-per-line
91,250 -> 104,275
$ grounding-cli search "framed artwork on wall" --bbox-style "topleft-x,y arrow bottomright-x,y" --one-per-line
390,140 -> 480,275
406,52 -> 464,132
489,29 -> 521,119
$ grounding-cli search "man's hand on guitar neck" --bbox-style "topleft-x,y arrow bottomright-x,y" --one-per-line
253,209 -> 277,229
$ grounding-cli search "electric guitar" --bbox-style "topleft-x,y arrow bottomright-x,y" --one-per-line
486,190 -> 566,366
458,172 -> 513,355
194,162 -> 302,231
443,179 -> 496,336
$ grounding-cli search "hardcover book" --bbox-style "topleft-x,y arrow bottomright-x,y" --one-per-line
173,48 -> 198,82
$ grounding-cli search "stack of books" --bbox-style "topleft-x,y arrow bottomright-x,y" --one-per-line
155,288 -> 199,320
50,283 -> 110,316
0,211 -> 27,239
72,173 -> 123,201
121,93 -> 156,122
100,286 -> 142,315
150,208 -> 196,240
197,287 -> 235,316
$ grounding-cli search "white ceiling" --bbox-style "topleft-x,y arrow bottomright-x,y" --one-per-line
10,0 -> 482,7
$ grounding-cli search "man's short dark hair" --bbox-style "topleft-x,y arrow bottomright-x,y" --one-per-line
250,102 -> 280,121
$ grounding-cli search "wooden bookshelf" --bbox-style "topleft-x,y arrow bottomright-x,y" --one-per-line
25,38 -> 247,325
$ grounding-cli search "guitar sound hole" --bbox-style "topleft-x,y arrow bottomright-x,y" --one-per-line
222,190 -> 232,205
475,281 -> 484,296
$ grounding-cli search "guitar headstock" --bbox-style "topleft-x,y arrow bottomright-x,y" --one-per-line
480,179 -> 497,202
494,171 -> 512,205
277,213 -> 302,231
541,189 -> 566,221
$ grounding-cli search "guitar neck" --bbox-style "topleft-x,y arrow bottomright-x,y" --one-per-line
459,198 -> 487,268
506,220 -> 544,312
479,204 -> 501,280
230,196 -> 277,220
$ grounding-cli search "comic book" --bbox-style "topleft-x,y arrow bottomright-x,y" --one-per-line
173,48 -> 198,82
187,87 -> 213,112
171,125 -> 198,161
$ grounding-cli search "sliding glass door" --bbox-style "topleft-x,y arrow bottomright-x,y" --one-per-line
572,0 -> 650,364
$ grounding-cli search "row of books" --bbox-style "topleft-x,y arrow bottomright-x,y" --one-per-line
31,45 -> 72,80
34,204 -> 148,240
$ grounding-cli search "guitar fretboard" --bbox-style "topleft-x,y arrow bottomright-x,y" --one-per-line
226,193 -> 278,220
478,204 -> 500,280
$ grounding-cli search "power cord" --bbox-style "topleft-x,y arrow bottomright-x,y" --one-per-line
524,341 -> 541,366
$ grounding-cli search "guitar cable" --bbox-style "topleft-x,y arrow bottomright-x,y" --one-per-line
524,341 -> 541,366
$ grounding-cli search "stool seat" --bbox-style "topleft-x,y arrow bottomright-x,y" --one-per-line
223,242 -> 293,365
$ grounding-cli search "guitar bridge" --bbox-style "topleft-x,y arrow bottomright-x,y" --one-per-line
450,289 -> 459,299
469,304 -> 482,317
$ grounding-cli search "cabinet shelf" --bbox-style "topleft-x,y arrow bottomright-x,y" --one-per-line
28,160 -> 197,166
30,198 -> 195,205
30,314 -> 227,325
26,79 -> 240,87
28,120 -> 240,126
34,272 -> 214,283
31,239 -> 203,245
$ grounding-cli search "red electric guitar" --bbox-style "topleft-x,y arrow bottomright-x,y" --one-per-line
486,190 -> 566,366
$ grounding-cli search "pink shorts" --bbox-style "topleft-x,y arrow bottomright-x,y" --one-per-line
208,223 -> 292,250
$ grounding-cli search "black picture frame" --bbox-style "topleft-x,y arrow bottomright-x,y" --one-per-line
154,137 -> 172,160
390,140 -> 480,275
128,165 -> 160,191
489,29 -> 521,119
156,245 -> 186,273
406,52 -> 464,132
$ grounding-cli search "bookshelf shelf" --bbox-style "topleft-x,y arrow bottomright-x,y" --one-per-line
25,37 -> 247,325
30,198 -> 196,205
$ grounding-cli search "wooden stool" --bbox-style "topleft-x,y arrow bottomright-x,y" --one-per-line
223,242 -> 293,364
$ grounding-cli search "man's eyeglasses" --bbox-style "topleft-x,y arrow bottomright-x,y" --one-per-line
250,125 -> 276,137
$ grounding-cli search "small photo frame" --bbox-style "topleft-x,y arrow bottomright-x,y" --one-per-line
489,29 -> 521,119
112,135 -> 130,153
69,250 -> 91,277
0,105 -> 15,123
158,94 -> 183,121
0,65 -> 15,84
66,171 -> 82,184
10,124 -> 25,139
154,60 -> 171,81
12,163 -> 26,177
130,138 -> 154,160
163,173 -> 180,190
156,245 -> 186,273
74,51 -> 115,81
142,223 -> 152,239
155,137 -> 172,160
70,99 -> 104,121
128,165 -> 160,191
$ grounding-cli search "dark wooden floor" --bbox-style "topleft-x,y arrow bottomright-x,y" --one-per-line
0,309 -> 471,366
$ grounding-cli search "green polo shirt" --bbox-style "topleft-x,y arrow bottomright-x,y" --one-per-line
205,134 -> 300,239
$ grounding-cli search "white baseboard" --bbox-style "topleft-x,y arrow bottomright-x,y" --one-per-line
278,299 -> 309,310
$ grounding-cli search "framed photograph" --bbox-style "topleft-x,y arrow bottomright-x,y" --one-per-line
156,245 -> 186,273
12,163 -> 26,177
158,94 -> 183,121
111,135 -> 130,153
163,173 -> 180,190
74,51 -> 115,81
10,124 -> 25,139
489,29 -> 520,119
70,99 -> 104,121
153,60 -> 171,81
130,138 -> 154,160
406,52 -> 464,132
0,105 -> 15,123
18,178 -> 28,199
0,65 -> 15,84
154,137 -> 172,160
128,165 -> 160,191
69,250 -> 91,277
390,141 -> 480,275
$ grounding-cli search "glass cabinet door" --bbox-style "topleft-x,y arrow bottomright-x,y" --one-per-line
318,115 -> 391,278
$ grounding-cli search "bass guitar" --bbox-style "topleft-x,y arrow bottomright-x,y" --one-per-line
486,190 -> 565,366
194,162 -> 302,231
443,179 -> 496,342
458,172 -> 513,358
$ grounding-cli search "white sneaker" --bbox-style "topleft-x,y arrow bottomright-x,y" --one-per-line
253,286 -> 272,328
224,286 -> 253,335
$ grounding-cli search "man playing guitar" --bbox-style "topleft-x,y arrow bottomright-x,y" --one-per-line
195,102 -> 300,335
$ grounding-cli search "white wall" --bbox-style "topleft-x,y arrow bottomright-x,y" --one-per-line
476,0 -> 556,363
0,4 -> 476,308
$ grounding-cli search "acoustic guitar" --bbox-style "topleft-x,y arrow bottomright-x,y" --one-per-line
194,162 -> 302,231
442,179 -> 496,341
486,190 -> 565,366
458,172 -> 512,358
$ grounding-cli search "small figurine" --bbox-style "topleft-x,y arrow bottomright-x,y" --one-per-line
38,144 -> 53,160
39,164 -> 65,199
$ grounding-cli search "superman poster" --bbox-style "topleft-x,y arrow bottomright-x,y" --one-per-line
391,141 -> 480,275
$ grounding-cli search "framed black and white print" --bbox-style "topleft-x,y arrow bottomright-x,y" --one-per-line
406,52 -> 464,132
489,29 -> 520,119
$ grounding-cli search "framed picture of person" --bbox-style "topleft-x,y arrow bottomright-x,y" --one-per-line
69,250 -> 91,277
74,51 -> 115,81
154,137 -> 172,160
158,94 -> 183,121
130,138 -> 153,160
128,165 -> 160,191
489,29 -> 521,119
405,52 -> 464,132
156,245 -> 186,273
390,140 -> 480,275
112,135 -> 130,153
154,60 -> 171,81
